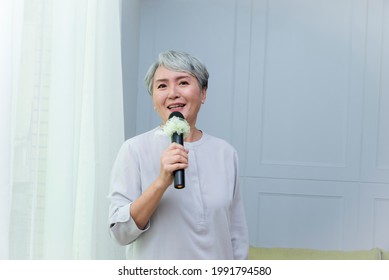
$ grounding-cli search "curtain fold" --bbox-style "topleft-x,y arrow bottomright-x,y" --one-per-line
0,0 -> 13,260
1,0 -> 125,259
0,0 -> 24,260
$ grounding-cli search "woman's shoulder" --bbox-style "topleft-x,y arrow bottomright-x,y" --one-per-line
202,133 -> 237,153
124,127 -> 160,142
122,127 -> 167,149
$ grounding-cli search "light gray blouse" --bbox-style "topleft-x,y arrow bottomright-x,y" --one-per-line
108,127 -> 248,259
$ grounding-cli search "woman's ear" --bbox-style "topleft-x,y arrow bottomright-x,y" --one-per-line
201,88 -> 207,104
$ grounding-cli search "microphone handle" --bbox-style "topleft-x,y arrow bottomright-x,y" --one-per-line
171,132 -> 185,189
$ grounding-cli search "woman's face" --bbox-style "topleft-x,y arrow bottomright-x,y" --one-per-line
152,66 -> 206,127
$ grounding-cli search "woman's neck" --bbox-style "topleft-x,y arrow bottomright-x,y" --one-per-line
184,126 -> 202,142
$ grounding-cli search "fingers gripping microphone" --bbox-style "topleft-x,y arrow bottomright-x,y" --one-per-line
168,112 -> 186,189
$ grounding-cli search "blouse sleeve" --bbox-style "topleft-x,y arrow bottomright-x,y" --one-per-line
230,151 -> 249,259
108,141 -> 149,245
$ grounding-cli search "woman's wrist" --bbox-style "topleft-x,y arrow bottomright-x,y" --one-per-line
154,176 -> 171,191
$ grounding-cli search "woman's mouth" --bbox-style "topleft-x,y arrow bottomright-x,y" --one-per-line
167,104 -> 185,110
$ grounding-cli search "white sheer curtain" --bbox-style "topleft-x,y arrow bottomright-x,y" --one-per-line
0,0 -> 126,259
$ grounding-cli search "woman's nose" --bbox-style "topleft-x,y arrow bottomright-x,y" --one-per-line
168,86 -> 180,99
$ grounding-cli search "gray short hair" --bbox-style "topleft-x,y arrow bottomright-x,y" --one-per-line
144,50 -> 209,96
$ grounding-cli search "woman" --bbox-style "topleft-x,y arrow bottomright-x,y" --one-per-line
108,50 -> 248,259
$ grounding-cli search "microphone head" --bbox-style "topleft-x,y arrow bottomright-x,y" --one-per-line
168,111 -> 185,120
164,111 -> 190,138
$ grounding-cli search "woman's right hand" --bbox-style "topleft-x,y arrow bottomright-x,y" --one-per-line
129,143 -> 189,230
158,143 -> 189,189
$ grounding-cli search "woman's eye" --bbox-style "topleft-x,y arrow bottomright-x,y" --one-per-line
157,84 -> 167,89
179,81 -> 189,85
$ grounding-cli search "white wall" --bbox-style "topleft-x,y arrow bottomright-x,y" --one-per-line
122,0 -> 389,251
121,0 -> 141,139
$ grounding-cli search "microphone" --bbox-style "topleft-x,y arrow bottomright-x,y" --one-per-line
168,111 -> 186,189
